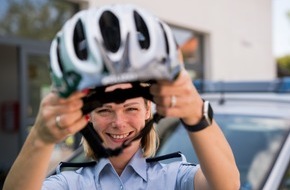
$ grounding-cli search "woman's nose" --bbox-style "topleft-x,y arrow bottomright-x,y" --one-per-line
111,111 -> 126,128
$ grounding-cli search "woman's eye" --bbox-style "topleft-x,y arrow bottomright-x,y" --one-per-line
126,107 -> 138,112
96,109 -> 111,114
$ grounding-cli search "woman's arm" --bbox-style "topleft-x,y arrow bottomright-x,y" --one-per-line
3,92 -> 87,190
150,69 -> 240,190
188,120 -> 240,190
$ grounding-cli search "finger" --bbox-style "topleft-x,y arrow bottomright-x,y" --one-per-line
49,115 -> 88,140
39,95 -> 84,131
154,95 -> 194,109
42,91 -> 84,116
154,93 -> 202,118
155,105 -> 180,117
150,74 -> 190,96
46,90 -> 87,106
58,91 -> 88,103
53,98 -> 84,115
60,116 -> 88,136
42,92 -> 60,106
156,69 -> 189,85
150,84 -> 184,96
55,110 -> 84,129
55,115 -> 63,130
153,96 -> 179,108
34,97 -> 87,144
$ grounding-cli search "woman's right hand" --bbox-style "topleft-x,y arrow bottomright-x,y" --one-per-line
33,91 -> 88,145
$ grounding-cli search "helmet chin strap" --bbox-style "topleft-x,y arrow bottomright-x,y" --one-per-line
80,82 -> 164,158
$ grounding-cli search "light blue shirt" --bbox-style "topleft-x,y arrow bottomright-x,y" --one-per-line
42,149 -> 199,190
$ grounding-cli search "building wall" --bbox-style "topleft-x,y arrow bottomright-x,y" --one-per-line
0,45 -> 19,170
87,0 -> 275,81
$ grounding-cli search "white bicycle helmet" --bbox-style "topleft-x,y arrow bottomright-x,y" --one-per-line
50,4 -> 181,97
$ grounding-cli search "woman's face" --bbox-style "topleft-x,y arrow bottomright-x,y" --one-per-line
90,83 -> 151,152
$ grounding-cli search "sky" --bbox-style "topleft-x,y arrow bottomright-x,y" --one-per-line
272,0 -> 290,57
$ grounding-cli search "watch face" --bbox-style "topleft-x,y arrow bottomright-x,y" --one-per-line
203,101 -> 209,115
208,104 -> 213,119
203,101 -> 213,124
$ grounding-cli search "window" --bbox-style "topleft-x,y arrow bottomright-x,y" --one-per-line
157,114 -> 290,189
170,26 -> 205,80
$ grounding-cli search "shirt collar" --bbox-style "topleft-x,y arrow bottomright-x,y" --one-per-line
94,149 -> 148,182
94,157 -> 112,179
126,149 -> 147,181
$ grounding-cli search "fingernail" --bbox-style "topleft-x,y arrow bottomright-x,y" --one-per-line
81,89 -> 90,95
85,114 -> 90,121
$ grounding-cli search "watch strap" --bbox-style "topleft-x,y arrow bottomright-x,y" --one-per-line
181,100 -> 213,132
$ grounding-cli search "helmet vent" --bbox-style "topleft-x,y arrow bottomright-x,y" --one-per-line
133,10 -> 150,49
159,23 -> 169,54
99,11 -> 121,53
73,20 -> 88,60
56,37 -> 64,73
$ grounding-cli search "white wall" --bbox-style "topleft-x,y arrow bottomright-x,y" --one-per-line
86,0 -> 275,81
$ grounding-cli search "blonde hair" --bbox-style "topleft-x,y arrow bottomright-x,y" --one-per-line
141,121 -> 159,157
83,100 -> 159,160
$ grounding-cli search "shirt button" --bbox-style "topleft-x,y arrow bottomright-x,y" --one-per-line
120,185 -> 123,190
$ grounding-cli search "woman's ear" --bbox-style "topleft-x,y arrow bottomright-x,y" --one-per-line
145,101 -> 152,120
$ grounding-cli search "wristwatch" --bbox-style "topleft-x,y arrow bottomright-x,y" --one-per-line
181,100 -> 214,132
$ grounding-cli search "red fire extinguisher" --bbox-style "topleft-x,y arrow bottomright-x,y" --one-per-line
1,101 -> 19,133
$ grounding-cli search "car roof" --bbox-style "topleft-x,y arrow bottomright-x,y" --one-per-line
202,93 -> 290,119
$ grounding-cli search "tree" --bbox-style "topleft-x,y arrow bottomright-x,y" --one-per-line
277,10 -> 290,77
277,55 -> 290,77
0,0 -> 78,41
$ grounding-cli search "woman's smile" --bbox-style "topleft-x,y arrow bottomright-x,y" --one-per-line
106,131 -> 134,143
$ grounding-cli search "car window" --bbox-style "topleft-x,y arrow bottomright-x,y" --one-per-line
157,114 -> 290,190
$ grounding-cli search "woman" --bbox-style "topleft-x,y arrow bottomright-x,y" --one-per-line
3,70 -> 240,190
3,4 -> 240,190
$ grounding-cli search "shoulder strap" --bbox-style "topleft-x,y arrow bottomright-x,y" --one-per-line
146,151 -> 185,163
56,161 -> 97,174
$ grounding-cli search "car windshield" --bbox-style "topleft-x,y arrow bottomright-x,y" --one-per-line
157,114 -> 290,190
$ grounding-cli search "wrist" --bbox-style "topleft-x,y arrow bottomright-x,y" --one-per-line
182,99 -> 204,126
181,100 -> 214,132
30,127 -> 55,149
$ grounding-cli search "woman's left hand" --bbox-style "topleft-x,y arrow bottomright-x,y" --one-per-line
150,69 -> 204,125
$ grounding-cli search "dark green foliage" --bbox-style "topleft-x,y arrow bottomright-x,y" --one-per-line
0,0 -> 78,41
277,55 -> 290,77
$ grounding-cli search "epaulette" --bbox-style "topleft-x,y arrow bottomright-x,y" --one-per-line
56,161 -> 97,174
146,151 -> 195,166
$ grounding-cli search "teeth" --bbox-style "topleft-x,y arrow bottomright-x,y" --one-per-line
110,133 -> 129,139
